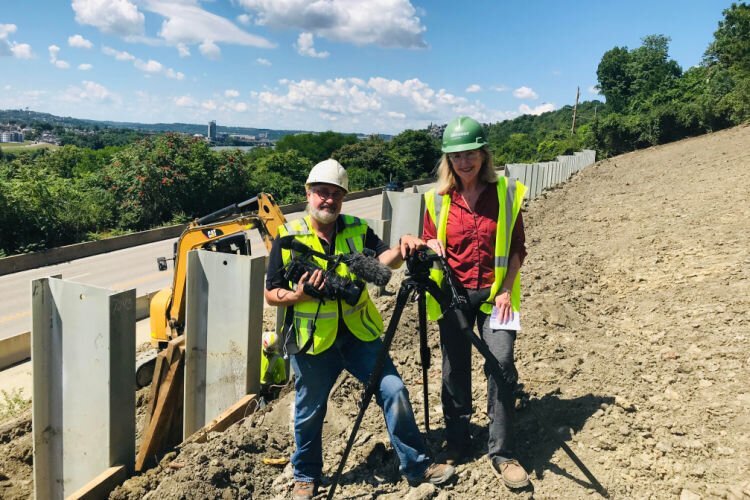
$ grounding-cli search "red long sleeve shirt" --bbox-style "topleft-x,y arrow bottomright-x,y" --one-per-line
422,184 -> 527,289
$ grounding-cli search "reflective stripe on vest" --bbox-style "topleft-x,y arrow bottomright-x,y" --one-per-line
278,215 -> 384,354
423,179 -> 527,320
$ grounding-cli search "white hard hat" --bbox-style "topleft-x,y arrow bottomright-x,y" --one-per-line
306,159 -> 349,192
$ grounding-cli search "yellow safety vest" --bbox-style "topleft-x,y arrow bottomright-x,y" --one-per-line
278,215 -> 384,354
423,177 -> 527,320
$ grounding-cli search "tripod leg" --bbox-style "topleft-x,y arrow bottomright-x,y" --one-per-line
326,282 -> 413,500
418,294 -> 430,433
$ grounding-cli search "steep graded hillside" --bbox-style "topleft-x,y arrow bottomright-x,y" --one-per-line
3,125 -> 748,499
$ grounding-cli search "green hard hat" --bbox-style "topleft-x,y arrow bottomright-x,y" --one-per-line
442,116 -> 487,153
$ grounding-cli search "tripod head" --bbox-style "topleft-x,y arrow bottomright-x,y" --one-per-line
405,248 -> 468,311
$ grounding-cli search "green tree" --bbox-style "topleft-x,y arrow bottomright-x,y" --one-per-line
275,131 -> 358,163
332,136 -> 390,190
103,134 -> 216,229
386,129 -> 441,181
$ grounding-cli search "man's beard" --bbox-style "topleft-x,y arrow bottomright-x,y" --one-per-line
308,204 -> 338,224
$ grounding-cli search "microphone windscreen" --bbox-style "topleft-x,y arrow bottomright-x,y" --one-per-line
347,253 -> 392,286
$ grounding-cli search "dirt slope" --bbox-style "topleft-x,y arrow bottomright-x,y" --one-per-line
3,125 -> 749,499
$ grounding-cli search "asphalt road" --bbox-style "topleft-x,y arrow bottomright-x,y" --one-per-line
0,194 -> 385,340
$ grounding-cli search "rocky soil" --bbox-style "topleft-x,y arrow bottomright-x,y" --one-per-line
2,125 -> 749,499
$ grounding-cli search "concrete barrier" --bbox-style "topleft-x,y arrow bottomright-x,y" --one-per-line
32,277 -> 135,498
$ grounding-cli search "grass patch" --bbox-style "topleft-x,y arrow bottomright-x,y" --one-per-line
0,388 -> 31,421
1,141 -> 58,152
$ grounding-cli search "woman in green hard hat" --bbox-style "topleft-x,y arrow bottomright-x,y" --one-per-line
422,116 -> 530,490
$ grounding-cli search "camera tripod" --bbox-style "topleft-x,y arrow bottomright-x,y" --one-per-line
325,250 -> 608,499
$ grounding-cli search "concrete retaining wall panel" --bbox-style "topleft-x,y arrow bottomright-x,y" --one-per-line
381,191 -> 425,243
32,278 -> 135,499
183,251 -> 265,438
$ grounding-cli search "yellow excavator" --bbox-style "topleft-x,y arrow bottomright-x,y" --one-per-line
135,193 -> 289,470
135,193 -> 287,388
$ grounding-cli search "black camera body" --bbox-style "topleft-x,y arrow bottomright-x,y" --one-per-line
283,257 -> 365,306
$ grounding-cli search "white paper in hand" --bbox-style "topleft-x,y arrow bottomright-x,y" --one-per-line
489,306 -> 521,331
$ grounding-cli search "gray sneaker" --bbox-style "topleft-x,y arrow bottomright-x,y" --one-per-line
408,462 -> 456,487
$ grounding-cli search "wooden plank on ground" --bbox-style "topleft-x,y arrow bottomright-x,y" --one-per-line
184,394 -> 258,444
135,336 -> 185,471
65,465 -> 127,500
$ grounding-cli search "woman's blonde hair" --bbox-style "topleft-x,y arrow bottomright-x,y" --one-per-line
435,146 -> 497,194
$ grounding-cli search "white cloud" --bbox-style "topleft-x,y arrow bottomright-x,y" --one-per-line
134,59 -> 163,73
11,43 -> 33,59
228,101 -> 248,112
237,14 -> 252,25
519,103 -> 555,115
102,45 -> 183,80
202,99 -> 217,110
588,85 -> 600,95
296,32 -> 329,58
237,0 -> 427,48
48,45 -> 61,59
177,43 -> 190,57
68,34 -> 93,49
72,0 -> 145,36
513,86 -> 538,100
148,0 -> 275,53
225,89 -> 240,98
164,68 -> 184,80
174,95 -> 196,107
62,80 -> 120,104
102,45 -> 135,61
252,75 -> 517,133
491,85 -> 509,92
256,57 -> 271,66
0,24 -> 16,39
78,63 -> 93,70
466,84 -> 481,93
199,40 -> 221,59
0,25 -> 34,60
48,44 -> 70,68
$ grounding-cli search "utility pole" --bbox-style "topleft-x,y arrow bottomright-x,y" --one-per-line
571,86 -> 580,136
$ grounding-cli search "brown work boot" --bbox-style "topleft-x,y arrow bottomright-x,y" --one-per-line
407,462 -> 456,487
291,480 -> 317,500
490,457 -> 530,489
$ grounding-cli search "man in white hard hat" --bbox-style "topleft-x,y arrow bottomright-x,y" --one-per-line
265,159 -> 456,499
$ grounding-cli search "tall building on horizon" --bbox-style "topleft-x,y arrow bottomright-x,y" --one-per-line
208,120 -> 217,141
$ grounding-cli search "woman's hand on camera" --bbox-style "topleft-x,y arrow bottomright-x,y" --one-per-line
399,234 -> 426,259
426,238 -> 445,257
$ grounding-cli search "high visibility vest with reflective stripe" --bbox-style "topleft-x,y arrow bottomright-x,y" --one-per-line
278,215 -> 384,354
423,178 -> 527,320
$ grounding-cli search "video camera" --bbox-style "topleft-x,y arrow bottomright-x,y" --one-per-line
278,236 -> 392,306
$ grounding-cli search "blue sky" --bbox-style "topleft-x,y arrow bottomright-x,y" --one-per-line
0,1 -> 735,134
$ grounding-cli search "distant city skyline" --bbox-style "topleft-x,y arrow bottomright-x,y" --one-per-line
0,1 -> 735,134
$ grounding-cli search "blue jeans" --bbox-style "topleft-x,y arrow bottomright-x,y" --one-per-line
290,331 -> 431,483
